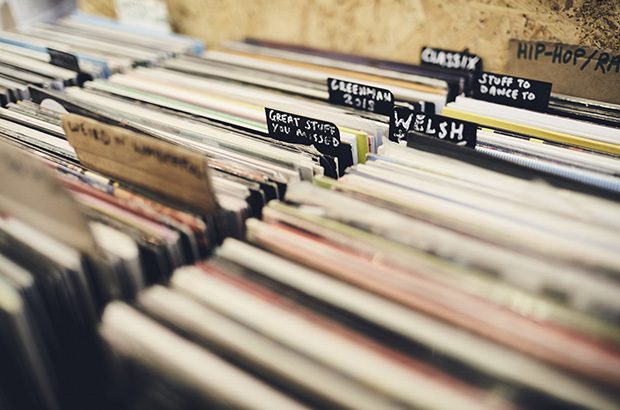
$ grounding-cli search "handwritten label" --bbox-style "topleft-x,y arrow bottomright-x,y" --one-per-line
265,108 -> 341,156
389,106 -> 416,142
420,46 -> 482,72
515,41 -> 619,75
411,112 -> 477,148
115,0 -> 172,33
48,48 -> 80,72
472,71 -> 551,112
506,40 -> 619,105
61,113 -> 217,214
0,141 -> 97,255
327,78 -> 394,116
391,108 -> 477,147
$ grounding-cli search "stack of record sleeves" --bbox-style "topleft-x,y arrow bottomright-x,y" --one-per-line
0,14 -> 619,410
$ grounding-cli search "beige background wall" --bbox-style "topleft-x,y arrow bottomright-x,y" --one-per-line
80,0 -> 619,72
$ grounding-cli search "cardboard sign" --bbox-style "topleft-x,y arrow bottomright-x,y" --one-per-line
115,0 -> 171,33
506,40 -> 619,105
62,113 -> 217,214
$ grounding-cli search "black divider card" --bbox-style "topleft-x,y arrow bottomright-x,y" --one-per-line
265,108 -> 346,177
265,108 -> 341,155
327,78 -> 394,116
411,112 -> 477,148
473,71 -> 552,112
389,106 -> 416,142
390,106 -> 477,147
420,46 -> 482,72
47,48 -> 80,72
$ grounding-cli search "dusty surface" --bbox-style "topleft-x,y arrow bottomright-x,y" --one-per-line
80,0 -> 619,71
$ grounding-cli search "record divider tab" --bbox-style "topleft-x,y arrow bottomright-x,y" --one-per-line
61,113 -> 219,216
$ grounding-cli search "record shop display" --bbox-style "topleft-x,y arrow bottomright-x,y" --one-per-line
0,10 -> 619,410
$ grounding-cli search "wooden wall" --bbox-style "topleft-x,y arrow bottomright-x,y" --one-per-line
79,0 -> 619,72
